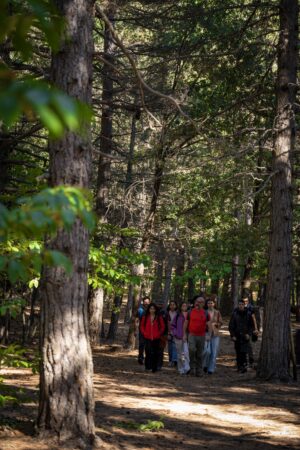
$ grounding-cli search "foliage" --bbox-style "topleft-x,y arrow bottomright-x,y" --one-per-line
115,419 -> 165,432
0,344 -> 38,406
0,0 -> 92,136
89,245 -> 151,293
0,187 -> 95,283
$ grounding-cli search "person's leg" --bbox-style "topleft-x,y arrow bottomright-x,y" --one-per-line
248,340 -> 254,365
171,338 -> 178,363
202,338 -> 211,371
152,339 -> 160,372
174,338 -> 184,373
196,336 -> 205,375
235,340 -> 241,370
188,335 -> 197,374
145,339 -> 152,370
240,351 -> 247,372
138,331 -> 145,364
168,338 -> 173,364
208,336 -> 220,373
182,341 -> 190,373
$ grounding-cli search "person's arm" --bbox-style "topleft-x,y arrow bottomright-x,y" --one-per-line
140,316 -> 146,337
217,311 -> 223,329
159,315 -> 165,336
183,317 -> 189,341
228,313 -> 236,340
251,312 -> 259,335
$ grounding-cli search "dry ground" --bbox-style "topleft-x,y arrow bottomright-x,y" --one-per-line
0,322 -> 300,450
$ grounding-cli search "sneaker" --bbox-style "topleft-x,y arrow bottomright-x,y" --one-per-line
208,371 -> 213,375
196,370 -> 203,377
203,367 -> 208,373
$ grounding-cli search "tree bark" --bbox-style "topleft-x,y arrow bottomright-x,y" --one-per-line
37,1 -> 99,447
257,0 -> 298,381
95,2 -> 116,218
89,287 -> 104,346
151,240 -> 165,303
161,249 -> 175,308
220,273 -> 231,316
210,278 -> 220,296
231,255 -> 239,309
173,244 -> 185,304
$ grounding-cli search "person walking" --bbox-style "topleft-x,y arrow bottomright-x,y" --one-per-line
229,299 -> 256,373
203,297 -> 223,374
140,303 -> 165,373
167,301 -> 178,367
242,296 -> 259,367
184,296 -> 210,377
135,296 -> 150,365
171,302 -> 190,375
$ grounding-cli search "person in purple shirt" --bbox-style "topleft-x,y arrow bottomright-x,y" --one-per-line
171,302 -> 190,375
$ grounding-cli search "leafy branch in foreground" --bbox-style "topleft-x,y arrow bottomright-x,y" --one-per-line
0,187 -> 95,283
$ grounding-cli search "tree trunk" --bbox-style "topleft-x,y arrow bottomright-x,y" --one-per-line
173,244 -> 185,304
220,273 -> 231,316
124,142 -> 168,349
231,255 -> 239,309
151,240 -> 165,303
161,250 -> 175,308
210,278 -> 220,296
89,288 -> 104,346
95,2 -> 116,218
124,263 -> 145,349
124,284 -> 134,324
106,294 -> 122,342
106,105 -> 138,339
37,1 -> 99,446
187,249 -> 197,300
257,0 -> 298,381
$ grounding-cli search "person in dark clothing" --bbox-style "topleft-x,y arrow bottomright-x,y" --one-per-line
136,296 -> 150,364
229,300 -> 255,373
140,303 -> 165,373
242,296 -> 259,366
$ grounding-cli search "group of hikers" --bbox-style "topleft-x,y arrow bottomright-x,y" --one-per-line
135,294 -> 259,375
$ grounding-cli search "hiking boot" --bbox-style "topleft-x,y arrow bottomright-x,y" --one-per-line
196,370 -> 203,377
138,358 -> 144,365
203,367 -> 208,373
189,368 -> 196,376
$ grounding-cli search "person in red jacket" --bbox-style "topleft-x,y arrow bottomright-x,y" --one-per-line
140,303 -> 165,373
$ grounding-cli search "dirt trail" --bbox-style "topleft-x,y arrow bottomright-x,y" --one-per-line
1,326 -> 300,450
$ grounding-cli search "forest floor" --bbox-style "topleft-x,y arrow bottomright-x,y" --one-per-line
0,318 -> 300,450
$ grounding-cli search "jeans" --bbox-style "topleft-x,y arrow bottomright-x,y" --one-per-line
168,335 -> 177,363
207,336 -> 220,373
188,334 -> 205,372
174,338 -> 190,374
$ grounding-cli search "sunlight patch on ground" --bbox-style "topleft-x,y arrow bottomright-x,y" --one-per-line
98,387 -> 300,441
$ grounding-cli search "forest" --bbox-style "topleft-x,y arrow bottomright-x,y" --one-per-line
0,0 -> 299,449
